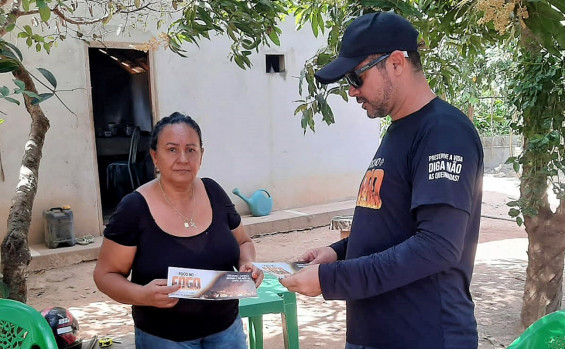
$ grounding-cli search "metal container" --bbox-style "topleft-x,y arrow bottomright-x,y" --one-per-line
43,206 -> 75,249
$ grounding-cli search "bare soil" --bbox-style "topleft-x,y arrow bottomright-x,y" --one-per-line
27,174 -> 555,348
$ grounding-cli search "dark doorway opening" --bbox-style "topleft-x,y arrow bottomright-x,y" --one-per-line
89,47 -> 155,222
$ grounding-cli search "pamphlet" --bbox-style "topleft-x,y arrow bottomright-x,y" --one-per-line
253,262 -> 310,279
167,267 -> 258,300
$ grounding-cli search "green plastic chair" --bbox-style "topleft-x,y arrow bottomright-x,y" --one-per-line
508,310 -> 565,349
0,298 -> 58,349
239,275 -> 299,349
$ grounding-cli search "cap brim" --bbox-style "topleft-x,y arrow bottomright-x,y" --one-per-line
314,56 -> 366,84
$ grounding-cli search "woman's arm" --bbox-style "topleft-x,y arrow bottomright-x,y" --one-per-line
232,223 -> 263,286
93,238 -> 180,308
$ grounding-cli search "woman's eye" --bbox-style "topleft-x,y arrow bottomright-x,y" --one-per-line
168,148 -> 176,153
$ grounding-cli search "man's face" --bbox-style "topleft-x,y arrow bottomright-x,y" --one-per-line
347,55 -> 394,119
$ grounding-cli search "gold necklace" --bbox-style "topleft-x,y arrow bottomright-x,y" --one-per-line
158,180 -> 197,229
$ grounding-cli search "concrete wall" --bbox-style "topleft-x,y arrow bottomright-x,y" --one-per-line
481,135 -> 523,169
0,17 -> 380,249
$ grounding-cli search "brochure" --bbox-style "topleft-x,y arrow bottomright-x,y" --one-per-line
167,267 -> 258,300
253,262 -> 310,279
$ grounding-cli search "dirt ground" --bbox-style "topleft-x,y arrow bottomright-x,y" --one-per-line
26,173 -> 554,348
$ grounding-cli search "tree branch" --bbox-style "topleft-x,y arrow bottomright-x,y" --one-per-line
1,63 -> 50,302
52,7 -> 109,25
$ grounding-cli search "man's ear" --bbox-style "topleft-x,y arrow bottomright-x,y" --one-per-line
389,51 -> 407,75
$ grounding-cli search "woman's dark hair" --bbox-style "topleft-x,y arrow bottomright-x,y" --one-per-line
150,112 -> 203,151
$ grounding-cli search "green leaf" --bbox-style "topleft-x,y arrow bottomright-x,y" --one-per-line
21,90 -> 42,99
43,42 -> 52,54
0,86 -> 9,96
508,208 -> 521,217
0,60 -> 20,73
294,103 -> 307,116
311,12 -> 319,37
38,0 -> 51,22
0,119 -> 4,124
268,29 -> 280,46
233,55 -> 245,69
37,67 -> 57,88
13,79 -> 25,90
4,41 -> 23,61
3,96 -> 20,105
31,92 -> 53,105
22,0 -> 30,11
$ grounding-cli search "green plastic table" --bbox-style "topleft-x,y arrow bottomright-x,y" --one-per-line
239,275 -> 299,349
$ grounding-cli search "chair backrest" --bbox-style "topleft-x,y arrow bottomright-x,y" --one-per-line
508,309 -> 565,349
128,126 -> 141,166
0,298 -> 58,349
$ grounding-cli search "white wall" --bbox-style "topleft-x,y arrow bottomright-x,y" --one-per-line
0,17 -> 380,247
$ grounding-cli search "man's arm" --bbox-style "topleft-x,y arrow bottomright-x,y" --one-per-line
319,204 -> 469,300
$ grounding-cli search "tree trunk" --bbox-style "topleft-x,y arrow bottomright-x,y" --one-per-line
520,184 -> 565,328
0,65 -> 49,302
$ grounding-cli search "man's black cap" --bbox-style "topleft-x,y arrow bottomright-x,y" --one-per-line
314,12 -> 419,84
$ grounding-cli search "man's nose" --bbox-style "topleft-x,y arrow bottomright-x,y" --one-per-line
349,85 -> 359,97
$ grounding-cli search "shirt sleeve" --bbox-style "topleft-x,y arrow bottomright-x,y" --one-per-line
329,238 -> 348,260
204,178 -> 242,230
411,117 -> 483,214
103,192 -> 144,246
319,204 -> 469,300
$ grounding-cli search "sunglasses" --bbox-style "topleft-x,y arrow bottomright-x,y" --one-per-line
344,51 -> 408,88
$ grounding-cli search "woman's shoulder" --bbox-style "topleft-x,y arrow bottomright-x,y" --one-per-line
201,177 -> 232,199
201,177 -> 223,190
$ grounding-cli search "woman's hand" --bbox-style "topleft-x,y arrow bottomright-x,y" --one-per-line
239,262 -> 264,288
141,279 -> 182,308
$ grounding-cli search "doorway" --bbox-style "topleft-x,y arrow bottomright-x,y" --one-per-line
88,47 -> 155,221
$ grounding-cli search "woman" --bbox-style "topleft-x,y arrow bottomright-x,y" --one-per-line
94,112 -> 263,348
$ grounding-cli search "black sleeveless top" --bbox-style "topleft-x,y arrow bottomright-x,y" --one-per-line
104,178 -> 242,341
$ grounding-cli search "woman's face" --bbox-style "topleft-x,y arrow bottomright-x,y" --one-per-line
151,123 -> 203,184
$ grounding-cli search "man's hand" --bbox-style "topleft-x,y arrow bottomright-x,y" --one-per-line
300,246 -> 338,265
279,264 -> 321,297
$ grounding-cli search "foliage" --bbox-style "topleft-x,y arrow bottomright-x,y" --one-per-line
472,98 -> 513,136
0,0 -> 295,110
506,50 -> 565,225
291,0 -> 509,132
168,0 -> 289,69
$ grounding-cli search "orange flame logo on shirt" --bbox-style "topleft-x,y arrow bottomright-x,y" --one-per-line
356,169 -> 384,209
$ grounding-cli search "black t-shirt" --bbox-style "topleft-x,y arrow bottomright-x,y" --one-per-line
104,178 -> 242,341
319,98 -> 484,348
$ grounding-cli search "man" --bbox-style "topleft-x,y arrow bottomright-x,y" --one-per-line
280,12 -> 484,349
